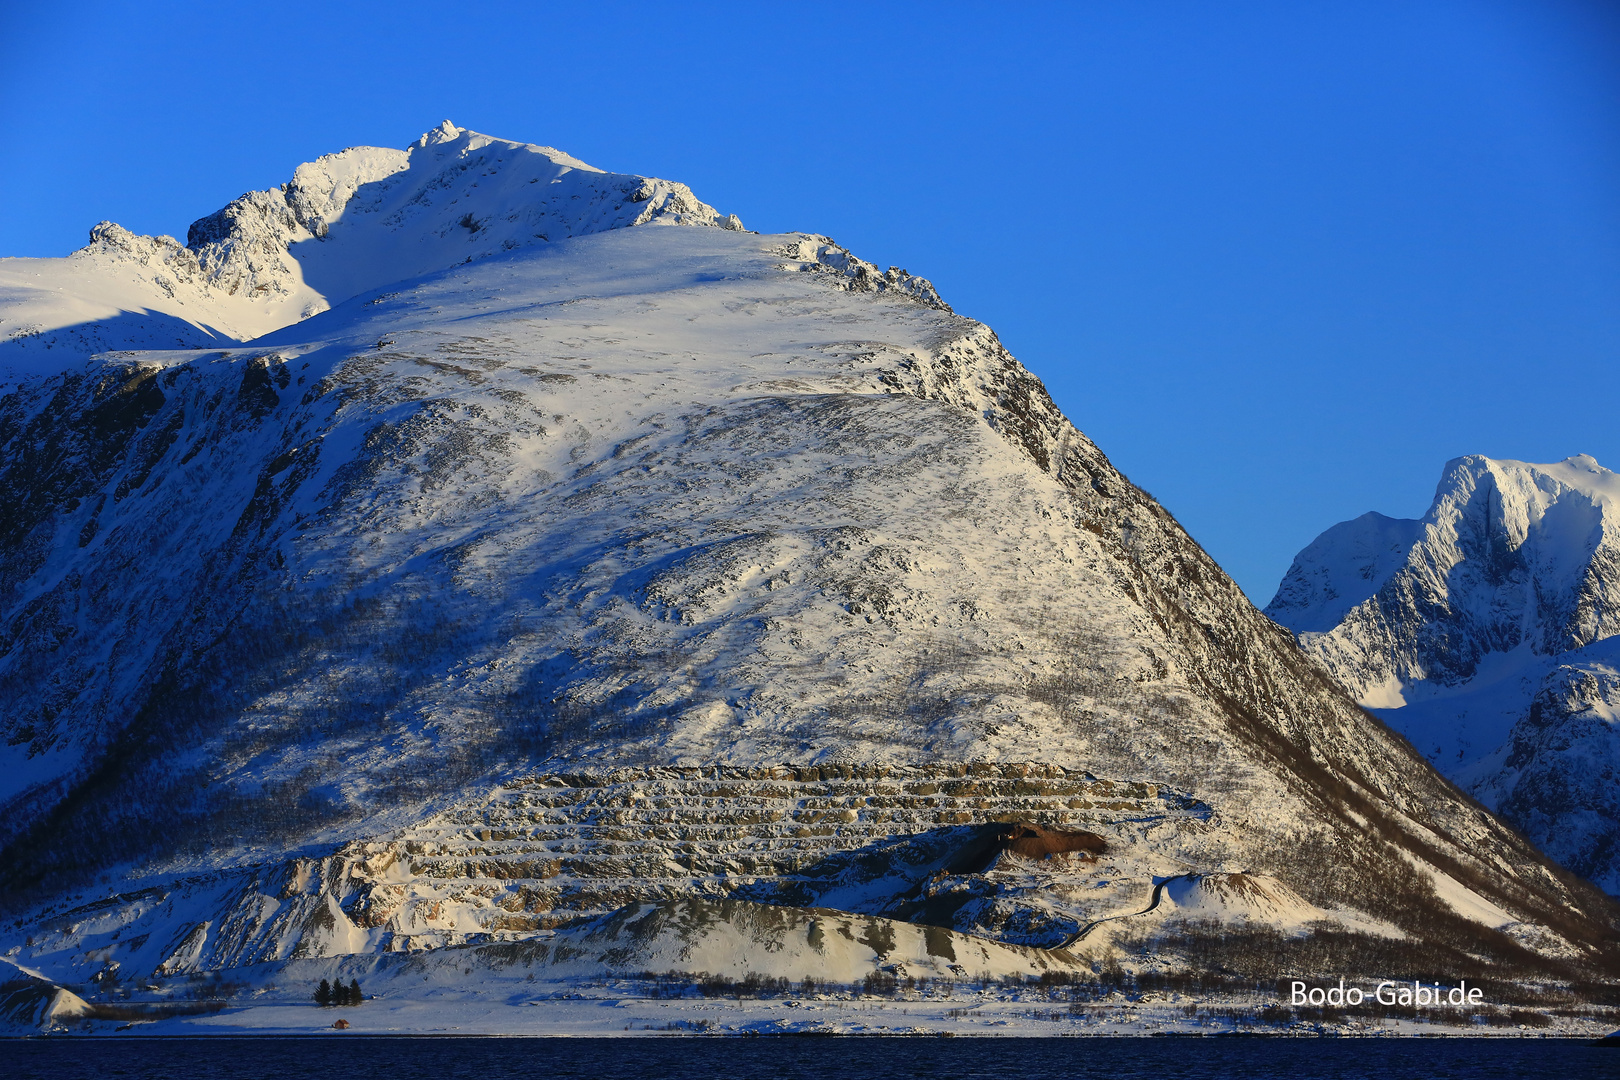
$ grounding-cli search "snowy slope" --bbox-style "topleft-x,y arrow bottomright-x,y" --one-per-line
0,129 -> 1615,1012
1267,454 -> 1620,892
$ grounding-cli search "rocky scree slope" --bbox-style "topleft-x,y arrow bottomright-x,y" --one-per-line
1268,454 -> 1620,895
0,129 -> 1615,995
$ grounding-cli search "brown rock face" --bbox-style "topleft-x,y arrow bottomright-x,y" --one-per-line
998,823 -> 1106,861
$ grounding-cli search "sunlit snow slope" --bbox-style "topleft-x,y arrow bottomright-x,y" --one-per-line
0,128 -> 1615,1001
1268,454 -> 1620,893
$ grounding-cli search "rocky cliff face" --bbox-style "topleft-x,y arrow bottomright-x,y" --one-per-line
1268,454 -> 1620,894
0,129 -> 1615,998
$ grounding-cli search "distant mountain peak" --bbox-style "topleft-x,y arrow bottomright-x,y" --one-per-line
1433,453 -> 1620,510
1271,453 -> 1620,659
1269,452 -> 1620,893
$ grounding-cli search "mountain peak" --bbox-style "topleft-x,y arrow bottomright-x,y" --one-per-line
419,118 -> 464,146
1563,452 -> 1605,472
175,124 -> 742,324
0,126 -> 744,381
1273,452 -> 1620,667
1436,453 -> 1620,507
405,121 -> 602,174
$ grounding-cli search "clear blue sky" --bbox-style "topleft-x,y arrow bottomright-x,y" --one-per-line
3,1 -> 1616,602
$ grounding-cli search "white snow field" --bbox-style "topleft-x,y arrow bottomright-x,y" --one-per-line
1268,454 -> 1620,895
1,126 -> 1617,1035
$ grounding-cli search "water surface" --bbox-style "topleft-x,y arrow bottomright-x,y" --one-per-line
8,1035 -> 1619,1080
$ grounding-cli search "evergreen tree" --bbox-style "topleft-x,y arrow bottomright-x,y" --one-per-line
315,978 -> 331,1006
349,978 -> 363,1005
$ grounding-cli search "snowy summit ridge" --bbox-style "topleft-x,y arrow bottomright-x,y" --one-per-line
0,122 -> 744,379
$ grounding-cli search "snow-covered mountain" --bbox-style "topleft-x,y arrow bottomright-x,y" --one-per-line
0,127 -> 1615,1025
1267,454 -> 1620,893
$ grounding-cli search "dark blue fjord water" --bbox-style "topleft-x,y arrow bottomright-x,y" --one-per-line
5,1037 -> 1618,1080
